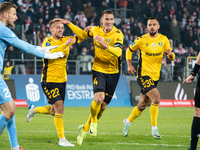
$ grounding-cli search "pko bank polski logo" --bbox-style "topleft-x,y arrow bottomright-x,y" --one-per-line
174,83 -> 187,100
25,78 -> 40,102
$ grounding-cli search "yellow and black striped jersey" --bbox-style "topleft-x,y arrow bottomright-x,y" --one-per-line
41,36 -> 77,83
128,33 -> 175,81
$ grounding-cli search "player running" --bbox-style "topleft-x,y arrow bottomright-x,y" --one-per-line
26,19 -> 83,147
58,9 -> 123,145
123,17 -> 175,139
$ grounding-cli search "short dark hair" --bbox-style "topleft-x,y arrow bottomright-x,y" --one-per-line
0,2 -> 17,15
101,10 -> 114,17
148,17 -> 159,22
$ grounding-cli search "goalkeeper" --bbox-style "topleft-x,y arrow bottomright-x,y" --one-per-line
0,2 -> 63,150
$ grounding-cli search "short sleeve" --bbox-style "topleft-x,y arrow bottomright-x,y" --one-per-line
129,37 -> 140,52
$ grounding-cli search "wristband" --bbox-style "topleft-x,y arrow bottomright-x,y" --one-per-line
191,64 -> 200,76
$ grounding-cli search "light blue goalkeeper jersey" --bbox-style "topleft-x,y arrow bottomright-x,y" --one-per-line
0,21 -> 18,71
0,21 -> 45,104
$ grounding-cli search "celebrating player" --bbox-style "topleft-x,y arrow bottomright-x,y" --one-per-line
183,52 -> 200,150
0,2 -> 63,150
58,9 -> 123,145
123,17 -> 175,139
26,19 -> 83,147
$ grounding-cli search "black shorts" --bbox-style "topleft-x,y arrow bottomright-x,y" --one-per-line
41,82 -> 66,105
137,76 -> 158,94
92,70 -> 120,104
194,76 -> 200,108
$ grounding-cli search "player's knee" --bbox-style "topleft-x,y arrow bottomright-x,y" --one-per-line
138,105 -> 146,111
152,98 -> 160,104
95,97 -> 104,104
152,94 -> 160,104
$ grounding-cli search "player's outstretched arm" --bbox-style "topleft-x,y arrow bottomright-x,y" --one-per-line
12,39 -> 63,59
58,18 -> 89,40
183,52 -> 200,83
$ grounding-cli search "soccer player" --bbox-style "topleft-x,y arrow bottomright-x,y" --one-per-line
183,53 -> 200,150
26,19 -> 82,147
0,2 -> 63,150
58,9 -> 123,145
123,17 -> 175,139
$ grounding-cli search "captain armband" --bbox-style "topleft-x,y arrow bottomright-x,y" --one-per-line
114,43 -> 123,49
190,64 -> 200,76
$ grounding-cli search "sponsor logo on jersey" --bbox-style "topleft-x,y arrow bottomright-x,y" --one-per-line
145,52 -> 162,56
158,42 -> 163,47
94,42 -> 105,50
152,43 -> 156,47
117,38 -> 122,42
106,38 -> 111,44
46,42 -> 51,46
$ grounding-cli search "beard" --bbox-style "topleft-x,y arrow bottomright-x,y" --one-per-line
7,20 -> 15,27
55,34 -> 62,39
149,31 -> 157,36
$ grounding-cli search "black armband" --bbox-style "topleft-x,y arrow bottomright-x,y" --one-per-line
191,64 -> 200,76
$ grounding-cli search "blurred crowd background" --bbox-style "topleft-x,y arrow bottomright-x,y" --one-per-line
1,0 -> 200,82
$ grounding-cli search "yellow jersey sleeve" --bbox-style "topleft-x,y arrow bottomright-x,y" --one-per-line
126,37 -> 140,60
107,31 -> 123,57
68,22 -> 89,40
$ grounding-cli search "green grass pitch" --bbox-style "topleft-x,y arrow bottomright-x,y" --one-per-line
0,107 -> 198,150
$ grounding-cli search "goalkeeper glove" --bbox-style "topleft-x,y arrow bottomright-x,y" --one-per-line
44,51 -> 64,59
36,46 -> 58,53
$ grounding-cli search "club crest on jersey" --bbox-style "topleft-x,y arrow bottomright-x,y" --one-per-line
158,42 -> 163,47
152,43 -> 156,47
106,38 -> 111,44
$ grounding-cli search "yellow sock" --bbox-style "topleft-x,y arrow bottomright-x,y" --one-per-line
91,100 -> 102,123
150,103 -> 159,126
83,108 -> 104,132
54,113 -> 64,139
83,114 -> 91,132
97,109 -> 104,120
128,106 -> 142,122
35,105 -> 51,114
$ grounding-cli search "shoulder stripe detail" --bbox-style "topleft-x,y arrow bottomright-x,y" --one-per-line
75,36 -> 78,44
129,47 -> 134,52
87,31 -> 92,37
